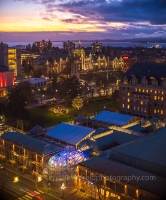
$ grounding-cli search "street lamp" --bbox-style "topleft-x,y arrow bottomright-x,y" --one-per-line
13,176 -> 19,183
61,183 -> 66,199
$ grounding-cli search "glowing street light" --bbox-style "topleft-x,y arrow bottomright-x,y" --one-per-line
13,176 -> 19,183
37,176 -> 42,182
60,183 -> 66,199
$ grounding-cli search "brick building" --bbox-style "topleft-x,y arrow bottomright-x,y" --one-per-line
119,63 -> 166,119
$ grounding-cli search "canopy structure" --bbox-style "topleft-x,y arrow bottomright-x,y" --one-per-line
48,146 -> 85,169
46,122 -> 95,146
93,110 -> 134,126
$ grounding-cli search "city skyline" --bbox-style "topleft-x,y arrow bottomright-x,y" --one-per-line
0,0 -> 166,42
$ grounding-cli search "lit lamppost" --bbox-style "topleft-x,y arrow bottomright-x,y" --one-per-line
61,183 -> 66,199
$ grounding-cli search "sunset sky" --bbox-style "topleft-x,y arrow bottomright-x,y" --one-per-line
0,0 -> 166,41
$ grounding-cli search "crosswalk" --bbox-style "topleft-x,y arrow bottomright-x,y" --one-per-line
16,190 -> 44,200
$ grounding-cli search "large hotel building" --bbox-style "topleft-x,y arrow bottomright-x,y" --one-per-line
119,63 -> 166,119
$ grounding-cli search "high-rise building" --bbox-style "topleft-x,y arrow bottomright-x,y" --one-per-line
63,41 -> 75,55
119,62 -> 166,119
0,42 -> 8,67
8,48 -> 21,76
91,41 -> 102,54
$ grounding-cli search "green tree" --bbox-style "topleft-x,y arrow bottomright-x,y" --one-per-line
5,84 -> 30,129
58,76 -> 82,106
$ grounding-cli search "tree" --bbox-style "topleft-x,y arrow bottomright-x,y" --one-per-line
22,59 -> 33,76
72,96 -> 83,110
58,76 -> 82,106
4,83 -> 31,129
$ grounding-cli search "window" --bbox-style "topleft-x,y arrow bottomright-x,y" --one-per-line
141,107 -> 143,112
139,89 -> 141,92
127,105 -> 130,109
122,104 -> 124,108
144,108 -> 146,113
137,107 -> 139,111
146,90 -> 148,93
161,97 -> 164,101
155,91 -> 157,94
161,110 -> 163,114
162,92 -> 164,95
154,96 -> 157,100
140,101 -> 143,105
142,89 -> 145,92
127,98 -> 130,102
154,109 -> 156,114
150,90 -> 152,93
158,96 -> 160,100
135,88 -> 137,92
128,93 -> 130,96
134,106 -> 136,110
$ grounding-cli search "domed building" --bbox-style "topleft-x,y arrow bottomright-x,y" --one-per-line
74,41 -> 85,58
29,125 -> 45,136
48,146 -> 85,169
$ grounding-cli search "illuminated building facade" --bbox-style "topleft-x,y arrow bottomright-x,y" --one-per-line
119,63 -> 166,119
8,48 -> 21,76
109,57 -> 124,70
0,67 -> 14,97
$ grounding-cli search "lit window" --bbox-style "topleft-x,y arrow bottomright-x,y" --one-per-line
140,101 -> 143,105
137,107 -> 139,111
154,96 -> 157,100
146,90 -> 148,93
144,108 -> 146,113
154,109 -> 156,114
122,104 -> 124,108
162,92 -> 164,95
142,89 -> 145,92
127,98 -> 130,102
158,110 -> 160,113
135,88 -> 137,92
139,89 -> 141,92
134,106 -> 136,110
127,105 -> 130,109
128,93 -> 130,96
161,110 -> 163,114
150,90 -> 152,93
154,91 -> 157,94
158,96 -> 160,100
161,97 -> 164,101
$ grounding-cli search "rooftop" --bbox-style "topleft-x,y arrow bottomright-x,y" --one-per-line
79,156 -> 166,197
1,132 -> 62,155
92,110 -> 134,126
111,126 -> 166,168
46,122 -> 95,146
22,77 -> 49,84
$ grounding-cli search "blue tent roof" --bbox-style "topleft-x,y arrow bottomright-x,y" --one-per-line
46,123 -> 95,145
2,132 -> 62,155
93,110 -> 134,126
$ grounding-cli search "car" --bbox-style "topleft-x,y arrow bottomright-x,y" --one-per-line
0,164 -> 4,169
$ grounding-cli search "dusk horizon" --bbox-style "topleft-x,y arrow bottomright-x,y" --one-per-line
1,0 -> 166,42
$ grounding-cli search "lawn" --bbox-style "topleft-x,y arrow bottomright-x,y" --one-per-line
28,93 -> 119,128
28,107 -> 70,127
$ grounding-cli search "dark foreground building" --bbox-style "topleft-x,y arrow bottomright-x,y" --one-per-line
119,63 -> 166,119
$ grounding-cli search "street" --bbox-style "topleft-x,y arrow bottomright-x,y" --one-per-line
0,162 -> 90,200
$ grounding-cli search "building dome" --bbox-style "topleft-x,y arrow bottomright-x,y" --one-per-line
29,125 -> 45,135
48,146 -> 85,168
